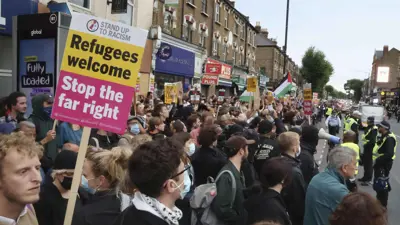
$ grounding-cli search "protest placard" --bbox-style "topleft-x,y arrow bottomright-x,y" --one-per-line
164,83 -> 178,104
247,76 -> 257,92
52,13 -> 147,134
303,83 -> 312,115
51,13 -> 148,225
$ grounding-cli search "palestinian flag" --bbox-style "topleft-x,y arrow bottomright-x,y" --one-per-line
240,91 -> 253,102
273,72 -> 293,98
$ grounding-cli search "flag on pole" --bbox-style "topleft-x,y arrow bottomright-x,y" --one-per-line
240,91 -> 253,102
273,72 -> 293,98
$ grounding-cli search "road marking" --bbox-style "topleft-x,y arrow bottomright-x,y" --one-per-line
319,155 -> 323,159
318,160 -> 321,165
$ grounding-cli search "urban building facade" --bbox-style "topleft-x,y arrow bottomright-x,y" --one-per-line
254,22 -> 300,90
369,45 -> 400,99
151,0 -> 260,96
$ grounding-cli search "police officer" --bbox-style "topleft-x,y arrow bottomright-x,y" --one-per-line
373,120 -> 397,207
359,116 -> 378,185
344,111 -> 362,144
325,105 -> 333,119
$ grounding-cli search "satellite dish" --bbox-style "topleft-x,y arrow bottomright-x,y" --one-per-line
228,31 -> 233,46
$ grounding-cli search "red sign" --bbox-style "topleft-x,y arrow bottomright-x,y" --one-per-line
206,58 -> 231,80
201,74 -> 219,85
205,63 -> 222,75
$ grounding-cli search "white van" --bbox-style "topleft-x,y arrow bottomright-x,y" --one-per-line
360,105 -> 385,127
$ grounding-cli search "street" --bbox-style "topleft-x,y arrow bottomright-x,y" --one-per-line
315,118 -> 400,224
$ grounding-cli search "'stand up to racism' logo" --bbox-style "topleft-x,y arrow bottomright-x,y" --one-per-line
86,19 -> 99,32
157,43 -> 173,61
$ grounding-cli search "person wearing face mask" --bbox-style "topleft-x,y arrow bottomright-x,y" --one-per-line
304,147 -> 357,225
278,132 -> 306,225
245,157 -> 293,225
253,120 -> 280,177
72,147 -> 132,225
171,133 -> 195,225
29,94 -> 57,174
298,126 -> 320,186
118,116 -> 145,147
212,136 -> 253,225
34,150 -> 83,225
113,139 -> 186,225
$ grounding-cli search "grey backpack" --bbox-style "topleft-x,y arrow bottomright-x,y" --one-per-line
190,170 -> 236,225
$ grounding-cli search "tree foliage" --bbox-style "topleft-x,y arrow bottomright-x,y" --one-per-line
346,79 -> 364,102
324,85 -> 347,99
301,47 -> 334,95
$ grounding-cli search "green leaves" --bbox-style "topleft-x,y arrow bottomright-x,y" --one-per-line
345,79 -> 364,102
301,46 -> 334,95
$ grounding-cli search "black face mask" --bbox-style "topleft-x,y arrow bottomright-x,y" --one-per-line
61,177 -> 73,190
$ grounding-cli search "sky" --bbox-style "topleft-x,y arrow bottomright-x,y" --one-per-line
235,0 -> 400,92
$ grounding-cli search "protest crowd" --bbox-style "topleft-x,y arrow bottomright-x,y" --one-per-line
0,85 -> 390,225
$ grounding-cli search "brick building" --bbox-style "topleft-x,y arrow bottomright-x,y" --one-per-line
370,45 -> 400,92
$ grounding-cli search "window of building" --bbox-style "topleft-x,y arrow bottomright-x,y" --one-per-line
260,67 -> 266,74
213,41 -> 219,55
215,4 -> 220,22
240,26 -> 244,39
224,10 -> 228,27
223,45 -> 227,61
252,32 -> 255,46
199,35 -> 206,47
201,0 -> 207,13
118,0 -> 134,25
69,0 -> 90,9
184,25 -> 193,42
234,22 -> 239,34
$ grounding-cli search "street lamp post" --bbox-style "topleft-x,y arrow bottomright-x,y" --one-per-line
282,0 -> 290,76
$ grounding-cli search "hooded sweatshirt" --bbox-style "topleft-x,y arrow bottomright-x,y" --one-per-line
29,94 -> 58,161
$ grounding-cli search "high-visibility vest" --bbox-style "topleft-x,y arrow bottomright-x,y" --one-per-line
362,126 -> 378,145
341,142 -> 360,175
344,118 -> 357,132
326,107 -> 333,116
372,132 -> 397,161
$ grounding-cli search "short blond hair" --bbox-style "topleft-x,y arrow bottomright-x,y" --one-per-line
277,131 -> 300,152
130,134 -> 152,151
0,132 -> 43,173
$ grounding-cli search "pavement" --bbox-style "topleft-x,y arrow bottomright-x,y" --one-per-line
314,118 -> 400,224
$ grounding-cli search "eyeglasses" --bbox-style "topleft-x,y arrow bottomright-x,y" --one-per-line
171,164 -> 191,179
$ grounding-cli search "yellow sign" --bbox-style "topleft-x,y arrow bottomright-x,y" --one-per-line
381,91 -> 385,95
304,89 -> 312,100
164,83 -> 178,104
61,30 -> 145,87
247,77 -> 257,92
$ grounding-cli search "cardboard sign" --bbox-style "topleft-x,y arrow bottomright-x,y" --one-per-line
247,76 -> 257,92
164,83 -> 178,104
303,83 -> 312,115
51,13 -> 147,134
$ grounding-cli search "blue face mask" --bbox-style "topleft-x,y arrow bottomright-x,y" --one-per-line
43,106 -> 52,117
81,175 -> 96,194
130,124 -> 140,135
188,143 -> 196,156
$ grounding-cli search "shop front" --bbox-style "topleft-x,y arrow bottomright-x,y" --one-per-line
154,42 -> 195,97
201,58 -> 233,96
0,0 -> 40,97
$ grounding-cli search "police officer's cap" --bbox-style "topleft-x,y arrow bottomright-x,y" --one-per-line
377,120 -> 390,130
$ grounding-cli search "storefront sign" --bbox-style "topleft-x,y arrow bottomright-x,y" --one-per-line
0,0 -> 38,35
51,13 -> 147,134
155,42 -> 195,77
206,58 -> 231,79
201,74 -> 218,85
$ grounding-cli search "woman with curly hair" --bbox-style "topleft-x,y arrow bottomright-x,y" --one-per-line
330,192 -> 387,225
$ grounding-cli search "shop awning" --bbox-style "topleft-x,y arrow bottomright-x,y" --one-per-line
218,78 -> 232,87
